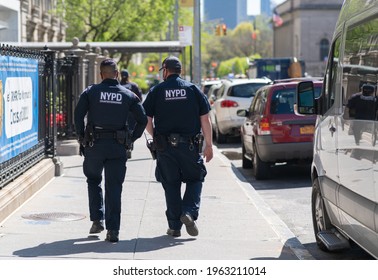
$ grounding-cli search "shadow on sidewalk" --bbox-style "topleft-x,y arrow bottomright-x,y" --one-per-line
13,235 -> 195,257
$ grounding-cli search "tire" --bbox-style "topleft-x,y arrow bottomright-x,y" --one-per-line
242,144 -> 252,169
311,177 -> 332,251
252,144 -> 270,180
215,126 -> 227,144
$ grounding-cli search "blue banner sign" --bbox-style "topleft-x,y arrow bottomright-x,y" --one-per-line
0,56 -> 39,163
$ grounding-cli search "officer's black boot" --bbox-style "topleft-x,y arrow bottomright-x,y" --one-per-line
89,220 -> 104,234
105,230 -> 119,242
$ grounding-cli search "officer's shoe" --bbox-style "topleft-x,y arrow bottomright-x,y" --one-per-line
105,230 -> 119,243
89,220 -> 104,234
180,213 -> 199,236
166,228 -> 181,237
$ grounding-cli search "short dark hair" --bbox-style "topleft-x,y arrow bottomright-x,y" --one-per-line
100,59 -> 118,73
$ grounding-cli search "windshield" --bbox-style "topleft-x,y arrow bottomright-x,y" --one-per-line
229,83 -> 268,98
270,86 -> 322,114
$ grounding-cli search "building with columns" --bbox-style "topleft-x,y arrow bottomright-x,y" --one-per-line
0,0 -> 66,42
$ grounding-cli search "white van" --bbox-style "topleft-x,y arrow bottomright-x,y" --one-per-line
296,0 -> 378,259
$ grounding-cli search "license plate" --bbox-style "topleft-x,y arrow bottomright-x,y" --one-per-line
300,125 -> 315,134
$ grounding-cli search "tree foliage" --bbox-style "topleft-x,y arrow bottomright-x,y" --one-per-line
56,0 -> 175,42
201,14 -> 274,78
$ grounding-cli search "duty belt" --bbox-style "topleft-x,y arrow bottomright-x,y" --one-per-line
94,131 -> 116,139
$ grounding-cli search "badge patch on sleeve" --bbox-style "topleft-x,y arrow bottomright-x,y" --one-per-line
165,89 -> 187,101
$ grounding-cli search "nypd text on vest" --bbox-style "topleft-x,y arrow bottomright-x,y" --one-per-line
100,92 -> 123,104
165,89 -> 187,101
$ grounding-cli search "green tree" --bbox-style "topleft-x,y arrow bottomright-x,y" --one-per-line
57,0 -> 174,42
56,0 -> 175,67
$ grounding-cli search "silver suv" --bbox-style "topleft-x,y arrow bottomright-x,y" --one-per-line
209,78 -> 271,143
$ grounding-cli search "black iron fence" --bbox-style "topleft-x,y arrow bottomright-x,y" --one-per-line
0,45 -> 47,189
0,45 -> 85,189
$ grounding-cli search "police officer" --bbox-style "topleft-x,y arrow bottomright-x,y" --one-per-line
120,69 -> 143,101
347,84 -> 377,145
120,69 -> 143,158
143,56 -> 213,237
74,59 -> 147,242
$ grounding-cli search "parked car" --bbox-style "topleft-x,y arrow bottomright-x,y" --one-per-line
296,0 -> 378,259
238,79 -> 323,180
210,78 -> 271,143
201,79 -> 222,98
207,82 -> 223,105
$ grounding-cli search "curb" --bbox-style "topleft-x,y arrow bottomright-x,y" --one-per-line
214,146 -> 315,260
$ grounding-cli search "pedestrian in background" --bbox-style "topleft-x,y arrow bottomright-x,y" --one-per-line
120,69 -> 143,101
74,59 -> 147,242
143,56 -> 213,238
120,69 -> 143,158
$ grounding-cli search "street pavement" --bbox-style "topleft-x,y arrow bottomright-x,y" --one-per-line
0,136 -> 314,260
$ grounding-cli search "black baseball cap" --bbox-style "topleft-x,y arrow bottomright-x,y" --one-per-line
362,84 -> 375,95
159,56 -> 182,71
121,69 -> 129,78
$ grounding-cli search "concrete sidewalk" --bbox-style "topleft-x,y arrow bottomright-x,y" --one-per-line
0,137 -> 313,260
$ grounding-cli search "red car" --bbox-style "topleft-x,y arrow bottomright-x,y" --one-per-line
238,79 -> 323,180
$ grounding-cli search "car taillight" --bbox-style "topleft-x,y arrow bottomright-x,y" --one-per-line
220,100 -> 238,108
258,117 -> 271,135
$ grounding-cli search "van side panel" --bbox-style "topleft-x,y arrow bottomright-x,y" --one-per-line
312,0 -> 378,258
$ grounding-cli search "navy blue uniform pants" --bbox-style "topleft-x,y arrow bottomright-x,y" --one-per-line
83,139 -> 127,231
155,143 -> 207,230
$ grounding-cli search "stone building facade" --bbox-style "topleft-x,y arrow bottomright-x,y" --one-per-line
274,0 -> 343,77
0,0 -> 66,42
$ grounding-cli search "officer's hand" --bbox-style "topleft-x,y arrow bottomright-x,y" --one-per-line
202,145 -> 213,162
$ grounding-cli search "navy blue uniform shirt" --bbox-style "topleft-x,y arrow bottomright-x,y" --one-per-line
121,81 -> 143,101
143,74 -> 210,136
74,78 -> 147,141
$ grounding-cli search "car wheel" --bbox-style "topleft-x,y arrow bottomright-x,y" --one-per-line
215,127 -> 227,144
311,177 -> 332,251
252,143 -> 270,179
242,144 -> 252,169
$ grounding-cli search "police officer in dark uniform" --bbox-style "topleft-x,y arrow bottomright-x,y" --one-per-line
120,69 -> 143,100
120,69 -> 143,158
347,84 -> 377,144
74,59 -> 147,242
143,56 -> 213,237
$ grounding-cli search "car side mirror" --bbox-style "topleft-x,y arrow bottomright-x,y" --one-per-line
296,81 -> 315,115
237,109 -> 249,117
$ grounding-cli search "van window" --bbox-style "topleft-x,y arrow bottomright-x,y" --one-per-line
323,36 -> 341,112
343,16 -> 378,120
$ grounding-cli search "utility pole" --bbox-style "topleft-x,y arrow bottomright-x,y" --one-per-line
174,0 -> 179,40
193,0 -> 201,85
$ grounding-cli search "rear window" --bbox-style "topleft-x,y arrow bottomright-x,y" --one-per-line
270,86 -> 321,114
229,83 -> 268,98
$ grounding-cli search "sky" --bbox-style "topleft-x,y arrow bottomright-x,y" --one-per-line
247,0 -> 285,15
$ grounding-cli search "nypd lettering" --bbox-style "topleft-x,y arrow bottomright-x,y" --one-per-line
165,89 -> 187,101
100,91 -> 123,104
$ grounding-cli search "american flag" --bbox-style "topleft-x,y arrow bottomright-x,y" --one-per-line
273,9 -> 283,27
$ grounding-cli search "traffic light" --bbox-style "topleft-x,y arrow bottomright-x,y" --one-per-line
215,24 -> 221,36
222,24 -> 227,35
148,65 -> 155,72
